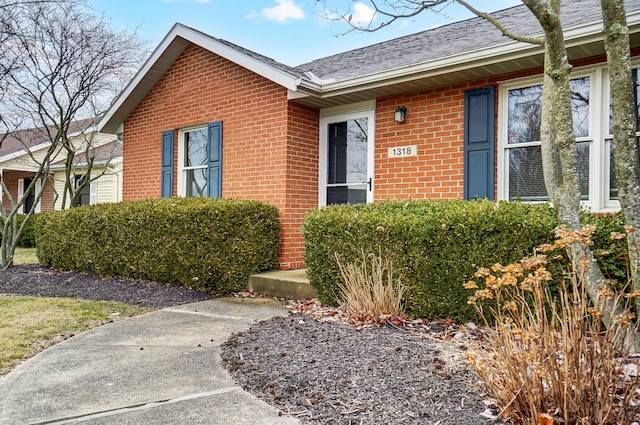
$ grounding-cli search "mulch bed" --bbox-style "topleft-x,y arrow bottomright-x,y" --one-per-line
0,264 -> 215,308
221,314 -> 497,424
0,264 -> 497,424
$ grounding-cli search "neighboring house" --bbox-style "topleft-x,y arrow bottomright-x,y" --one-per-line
98,0 -> 640,270
50,138 -> 123,209
0,120 -> 122,212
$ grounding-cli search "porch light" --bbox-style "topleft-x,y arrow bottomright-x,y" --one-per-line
394,106 -> 407,123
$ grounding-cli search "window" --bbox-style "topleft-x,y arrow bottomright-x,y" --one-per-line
184,128 -> 208,197
499,66 -> 640,212
177,122 -> 222,198
503,77 -> 591,202
606,68 -> 640,201
74,175 -> 91,206
17,178 -> 41,213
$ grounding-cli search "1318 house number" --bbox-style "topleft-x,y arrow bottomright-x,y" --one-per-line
388,145 -> 417,158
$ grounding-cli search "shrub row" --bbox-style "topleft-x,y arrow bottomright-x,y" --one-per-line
36,198 -> 280,294
303,200 -> 561,322
303,200 -> 630,322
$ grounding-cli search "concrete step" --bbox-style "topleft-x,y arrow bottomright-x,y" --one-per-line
247,269 -> 317,300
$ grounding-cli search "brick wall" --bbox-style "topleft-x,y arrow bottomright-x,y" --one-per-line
1,170 -> 55,212
123,43 -> 319,269
280,102 -> 319,270
373,57 -> 613,201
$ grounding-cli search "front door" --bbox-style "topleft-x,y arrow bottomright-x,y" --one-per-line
320,110 -> 374,205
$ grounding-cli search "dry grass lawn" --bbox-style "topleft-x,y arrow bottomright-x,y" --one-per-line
0,295 -> 152,376
13,247 -> 38,265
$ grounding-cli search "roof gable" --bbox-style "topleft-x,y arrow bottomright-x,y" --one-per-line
99,24 -> 304,134
100,0 -> 640,125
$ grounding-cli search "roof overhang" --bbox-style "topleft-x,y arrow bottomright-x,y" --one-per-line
288,11 -> 640,109
99,23 -> 302,134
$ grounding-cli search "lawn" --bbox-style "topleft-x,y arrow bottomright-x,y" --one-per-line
13,247 -> 38,265
0,296 -> 152,376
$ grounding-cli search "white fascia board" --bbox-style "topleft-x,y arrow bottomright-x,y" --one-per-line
0,142 -> 52,165
49,157 -> 122,170
99,24 -> 302,133
180,27 -> 302,91
297,12 -> 640,98
98,24 -> 188,134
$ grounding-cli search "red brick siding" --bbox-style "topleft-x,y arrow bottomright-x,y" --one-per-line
1,170 -> 55,212
280,102 -> 319,269
123,44 -> 319,269
373,53 -> 621,201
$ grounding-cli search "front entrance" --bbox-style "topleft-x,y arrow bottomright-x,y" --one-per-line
319,109 -> 375,206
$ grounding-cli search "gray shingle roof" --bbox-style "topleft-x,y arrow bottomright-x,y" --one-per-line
185,26 -> 308,80
294,0 -> 640,83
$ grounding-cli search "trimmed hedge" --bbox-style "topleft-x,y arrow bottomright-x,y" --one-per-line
303,200 -> 559,322
36,198 -> 280,293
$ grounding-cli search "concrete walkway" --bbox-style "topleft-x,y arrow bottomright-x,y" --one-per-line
0,298 -> 300,424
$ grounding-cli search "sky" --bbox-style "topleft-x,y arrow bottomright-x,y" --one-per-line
86,0 -> 521,67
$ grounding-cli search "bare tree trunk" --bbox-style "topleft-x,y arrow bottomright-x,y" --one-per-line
523,0 -> 639,349
601,0 -> 640,313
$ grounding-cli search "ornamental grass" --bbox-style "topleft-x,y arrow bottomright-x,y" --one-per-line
465,226 -> 640,424
335,252 -> 406,325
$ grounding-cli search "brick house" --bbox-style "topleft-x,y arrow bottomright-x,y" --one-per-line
0,121 -> 122,212
99,0 -> 640,270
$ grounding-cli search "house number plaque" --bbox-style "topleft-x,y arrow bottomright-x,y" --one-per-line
388,145 -> 417,158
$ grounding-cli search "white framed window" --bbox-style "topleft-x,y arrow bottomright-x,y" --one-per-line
17,178 -> 41,213
604,66 -> 640,208
178,127 -> 208,197
176,122 -> 222,199
319,102 -> 375,206
498,66 -> 627,213
73,173 -> 96,207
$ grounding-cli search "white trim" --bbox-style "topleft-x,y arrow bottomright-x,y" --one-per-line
0,142 -> 51,165
17,179 -> 24,214
319,104 -> 375,206
177,124 -> 208,197
89,173 -> 97,205
49,156 -> 123,170
320,100 -> 376,119
34,179 -> 41,213
497,63 -> 632,213
99,24 -> 302,133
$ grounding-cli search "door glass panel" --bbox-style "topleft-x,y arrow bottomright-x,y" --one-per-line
327,118 -> 368,205
327,185 -> 367,205
328,119 -> 368,185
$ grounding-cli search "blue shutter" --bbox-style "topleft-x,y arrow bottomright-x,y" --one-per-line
207,121 -> 222,198
161,130 -> 174,198
464,87 -> 495,200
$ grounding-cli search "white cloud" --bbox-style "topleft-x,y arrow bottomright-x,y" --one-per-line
349,3 -> 375,26
260,0 -> 305,23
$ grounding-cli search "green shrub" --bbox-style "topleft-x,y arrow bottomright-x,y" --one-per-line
303,200 -> 559,322
581,212 -> 628,286
36,198 -> 280,294
0,214 -> 39,248
303,201 -> 630,322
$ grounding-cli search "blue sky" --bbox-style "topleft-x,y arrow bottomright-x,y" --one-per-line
87,0 -> 521,66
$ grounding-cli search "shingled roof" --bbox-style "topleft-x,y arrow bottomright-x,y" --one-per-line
0,118 -> 96,161
295,0 -> 624,82
99,0 -> 640,132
